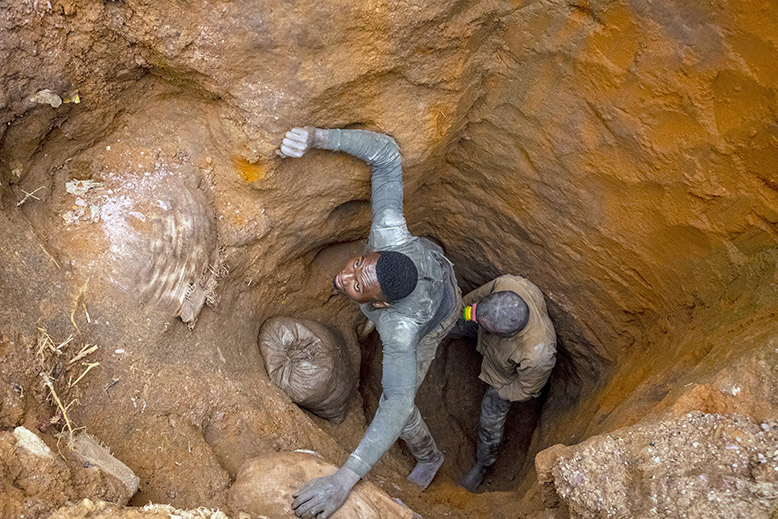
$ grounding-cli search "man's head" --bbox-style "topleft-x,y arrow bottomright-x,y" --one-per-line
464,290 -> 529,337
333,251 -> 418,307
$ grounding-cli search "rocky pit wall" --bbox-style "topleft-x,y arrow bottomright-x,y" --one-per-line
1,0 -> 777,518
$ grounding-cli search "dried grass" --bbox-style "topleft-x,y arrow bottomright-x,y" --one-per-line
16,185 -> 45,206
35,321 -> 102,447
36,326 -> 73,363
68,362 -> 100,389
42,372 -> 77,447
68,343 -> 98,365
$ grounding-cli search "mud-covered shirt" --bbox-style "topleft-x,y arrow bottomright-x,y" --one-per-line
320,129 -> 456,478
463,275 -> 556,402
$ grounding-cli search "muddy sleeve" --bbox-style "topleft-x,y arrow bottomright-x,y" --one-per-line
343,319 -> 419,477
497,343 -> 556,402
462,279 -> 499,307
320,129 -> 412,249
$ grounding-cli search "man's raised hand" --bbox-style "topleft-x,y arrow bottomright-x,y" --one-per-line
277,126 -> 322,158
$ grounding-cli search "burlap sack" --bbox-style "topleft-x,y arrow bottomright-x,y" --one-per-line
258,317 -> 354,423
228,451 -> 415,519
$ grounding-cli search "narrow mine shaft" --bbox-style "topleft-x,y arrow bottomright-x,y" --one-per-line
1,1 -> 778,519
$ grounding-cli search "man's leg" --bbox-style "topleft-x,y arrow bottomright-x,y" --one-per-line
400,406 -> 443,488
404,269 -> 462,488
402,312 -> 455,488
460,386 -> 512,492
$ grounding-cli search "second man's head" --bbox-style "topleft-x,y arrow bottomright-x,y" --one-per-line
464,290 -> 530,337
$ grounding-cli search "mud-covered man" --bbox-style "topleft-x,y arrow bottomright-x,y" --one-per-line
277,127 -> 461,519
452,275 -> 557,491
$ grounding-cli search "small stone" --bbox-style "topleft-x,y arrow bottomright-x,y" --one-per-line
30,89 -> 62,108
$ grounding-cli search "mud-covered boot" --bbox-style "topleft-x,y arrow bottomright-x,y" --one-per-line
459,462 -> 488,492
407,449 -> 444,489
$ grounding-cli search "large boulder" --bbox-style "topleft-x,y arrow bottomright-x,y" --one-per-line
228,451 -> 415,519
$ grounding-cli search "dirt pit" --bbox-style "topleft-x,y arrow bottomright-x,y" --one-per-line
2,0 -> 778,518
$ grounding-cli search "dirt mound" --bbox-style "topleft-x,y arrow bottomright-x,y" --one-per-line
536,412 -> 778,518
50,499 -> 228,519
0,427 -> 135,518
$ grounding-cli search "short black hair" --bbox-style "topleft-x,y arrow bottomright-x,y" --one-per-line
375,251 -> 418,302
477,291 -> 530,337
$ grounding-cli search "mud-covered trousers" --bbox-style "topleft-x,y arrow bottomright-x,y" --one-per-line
400,266 -> 462,464
476,386 -> 512,467
449,318 -> 513,467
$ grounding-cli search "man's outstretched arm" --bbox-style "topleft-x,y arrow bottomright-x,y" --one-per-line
278,126 -> 411,250
290,321 -> 419,519
342,319 -> 420,475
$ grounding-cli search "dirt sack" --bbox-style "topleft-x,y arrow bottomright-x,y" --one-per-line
259,317 -> 354,423
227,451 -> 414,519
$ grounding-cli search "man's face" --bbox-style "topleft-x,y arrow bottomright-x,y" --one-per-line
333,252 -> 386,304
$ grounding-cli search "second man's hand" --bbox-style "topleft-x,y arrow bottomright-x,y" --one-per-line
277,126 -> 328,158
291,466 -> 361,519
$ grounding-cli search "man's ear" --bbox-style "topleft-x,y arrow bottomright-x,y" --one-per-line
372,300 -> 391,309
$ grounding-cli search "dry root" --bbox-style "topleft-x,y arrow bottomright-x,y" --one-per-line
42,372 -> 77,448
36,326 -> 73,363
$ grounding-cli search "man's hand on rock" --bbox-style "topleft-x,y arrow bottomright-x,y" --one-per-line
291,466 -> 360,519
276,126 -> 327,158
